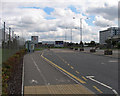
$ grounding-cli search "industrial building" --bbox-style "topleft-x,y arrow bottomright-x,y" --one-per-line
42,41 -> 64,47
99,27 -> 120,44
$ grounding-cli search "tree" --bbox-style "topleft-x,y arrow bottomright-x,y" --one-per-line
105,39 -> 111,49
111,40 -> 116,47
80,41 -> 83,47
117,42 -> 120,49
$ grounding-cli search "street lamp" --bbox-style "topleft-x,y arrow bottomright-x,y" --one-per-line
70,27 -> 77,43
73,17 -> 89,46
71,28 -> 72,43
65,27 -> 67,43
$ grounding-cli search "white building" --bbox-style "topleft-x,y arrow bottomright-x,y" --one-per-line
99,27 -> 120,44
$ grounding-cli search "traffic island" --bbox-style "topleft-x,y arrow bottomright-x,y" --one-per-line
104,49 -> 112,55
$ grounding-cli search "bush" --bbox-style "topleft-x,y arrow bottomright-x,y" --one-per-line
117,42 -> 120,49
104,49 -> 112,55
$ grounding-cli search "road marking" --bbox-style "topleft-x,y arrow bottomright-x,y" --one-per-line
101,62 -> 105,64
68,64 -> 70,66
64,61 -> 67,63
71,66 -> 74,69
31,79 -> 38,84
21,58 -> 25,95
112,89 -> 118,95
82,76 -> 87,81
86,76 -> 118,95
31,56 -> 52,94
41,54 -> 86,84
93,86 -> 103,93
108,60 -> 118,63
75,71 -> 80,74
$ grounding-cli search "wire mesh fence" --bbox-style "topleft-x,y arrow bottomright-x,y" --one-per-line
0,19 -> 25,95
0,20 -> 25,63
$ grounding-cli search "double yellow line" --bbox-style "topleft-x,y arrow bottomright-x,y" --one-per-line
41,54 -> 86,84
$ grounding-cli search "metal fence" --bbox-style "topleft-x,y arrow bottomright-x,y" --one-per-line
0,20 -> 25,63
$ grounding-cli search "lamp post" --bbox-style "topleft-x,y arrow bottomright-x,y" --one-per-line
70,27 -> 77,43
65,27 -> 67,43
80,18 -> 82,45
71,28 -> 72,43
73,17 -> 89,46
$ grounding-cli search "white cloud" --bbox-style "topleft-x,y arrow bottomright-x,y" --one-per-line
86,5 -> 118,20
93,16 -> 116,27
1,0 -> 118,43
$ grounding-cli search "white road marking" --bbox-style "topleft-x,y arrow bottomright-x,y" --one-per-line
86,76 -> 95,78
86,76 -> 118,95
41,52 -> 93,94
101,62 -> 105,64
31,55 -> 53,94
31,79 -> 38,84
112,89 -> 119,95
21,58 -> 25,95
47,83 -> 50,85
108,60 -> 118,63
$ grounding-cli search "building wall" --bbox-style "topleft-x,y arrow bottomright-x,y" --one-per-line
99,27 -> 120,44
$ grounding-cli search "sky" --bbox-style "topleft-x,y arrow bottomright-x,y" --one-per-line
0,0 -> 119,43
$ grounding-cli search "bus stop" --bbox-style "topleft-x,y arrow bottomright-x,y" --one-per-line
25,41 -> 34,53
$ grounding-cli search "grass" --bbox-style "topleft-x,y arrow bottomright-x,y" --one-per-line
35,48 -> 44,51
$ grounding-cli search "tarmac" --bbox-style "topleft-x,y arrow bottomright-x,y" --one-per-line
76,48 -> 119,59
24,51 -> 94,95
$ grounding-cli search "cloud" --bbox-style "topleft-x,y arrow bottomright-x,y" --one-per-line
93,16 -> 115,27
1,0 -> 118,43
86,5 -> 118,20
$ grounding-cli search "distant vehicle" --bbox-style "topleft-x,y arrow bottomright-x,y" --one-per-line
54,41 -> 64,47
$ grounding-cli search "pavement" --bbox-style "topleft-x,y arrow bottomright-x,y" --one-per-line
43,49 -> 118,95
23,51 -> 94,95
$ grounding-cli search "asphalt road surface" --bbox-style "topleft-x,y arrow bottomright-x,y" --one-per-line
42,49 -> 119,95
24,51 -> 76,86
24,51 -> 93,94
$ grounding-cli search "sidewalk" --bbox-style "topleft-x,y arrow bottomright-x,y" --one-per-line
82,48 -> 119,59
24,84 -> 94,94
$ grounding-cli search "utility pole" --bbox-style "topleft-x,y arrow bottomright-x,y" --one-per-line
12,30 -> 14,38
65,27 -> 67,42
71,28 -> 72,43
80,18 -> 82,44
9,27 -> 11,41
3,22 -> 5,42
8,27 -> 11,48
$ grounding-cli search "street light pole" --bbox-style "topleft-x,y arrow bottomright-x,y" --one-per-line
3,22 -> 5,42
71,28 -> 72,43
80,18 -> 82,45
65,27 -> 67,43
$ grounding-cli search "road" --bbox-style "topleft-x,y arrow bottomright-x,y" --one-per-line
42,49 -> 118,95
23,51 -> 93,94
